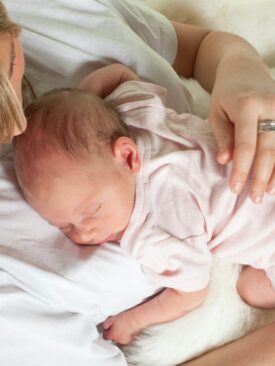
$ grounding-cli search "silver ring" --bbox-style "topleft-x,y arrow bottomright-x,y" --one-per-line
258,119 -> 275,134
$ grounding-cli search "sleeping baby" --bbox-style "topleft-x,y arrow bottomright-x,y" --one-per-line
13,64 -> 275,345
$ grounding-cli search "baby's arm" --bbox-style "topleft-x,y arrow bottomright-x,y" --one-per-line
77,63 -> 139,97
103,286 -> 208,345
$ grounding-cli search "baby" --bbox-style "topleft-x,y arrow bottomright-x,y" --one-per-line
13,64 -> 275,345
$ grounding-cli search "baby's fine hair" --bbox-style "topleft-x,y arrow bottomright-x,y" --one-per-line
13,88 -> 134,162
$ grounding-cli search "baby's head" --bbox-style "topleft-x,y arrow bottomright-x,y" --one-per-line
13,88 -> 141,245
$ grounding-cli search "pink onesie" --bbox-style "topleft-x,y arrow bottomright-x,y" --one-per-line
107,81 -> 275,292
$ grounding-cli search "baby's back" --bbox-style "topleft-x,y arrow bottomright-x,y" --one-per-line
111,80 -> 275,275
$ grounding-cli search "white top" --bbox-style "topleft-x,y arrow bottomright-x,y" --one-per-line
6,0 -> 192,113
108,80 -> 275,292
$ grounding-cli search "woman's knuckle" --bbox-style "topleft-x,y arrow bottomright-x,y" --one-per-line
239,94 -> 258,110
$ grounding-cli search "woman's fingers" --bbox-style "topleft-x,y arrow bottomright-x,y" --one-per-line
230,111 -> 258,195
250,130 -> 275,202
266,168 -> 275,195
210,98 -> 275,202
209,107 -> 234,165
209,100 -> 258,195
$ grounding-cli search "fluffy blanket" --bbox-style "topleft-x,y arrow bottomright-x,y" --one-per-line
124,1 -> 275,365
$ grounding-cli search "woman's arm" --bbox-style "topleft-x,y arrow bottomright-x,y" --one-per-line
171,21 -> 275,204
182,321 -> 275,366
103,286 -> 208,345
77,63 -> 139,97
171,22 -> 266,93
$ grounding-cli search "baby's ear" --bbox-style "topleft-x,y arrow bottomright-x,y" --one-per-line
112,137 -> 141,173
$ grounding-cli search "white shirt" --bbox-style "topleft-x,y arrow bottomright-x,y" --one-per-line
6,0 -> 193,113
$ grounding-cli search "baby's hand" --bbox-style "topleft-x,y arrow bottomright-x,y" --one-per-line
103,310 -> 142,345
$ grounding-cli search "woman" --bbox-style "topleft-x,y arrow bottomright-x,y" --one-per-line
0,1 -> 274,365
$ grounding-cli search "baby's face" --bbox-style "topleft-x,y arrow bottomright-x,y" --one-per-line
19,149 -> 137,245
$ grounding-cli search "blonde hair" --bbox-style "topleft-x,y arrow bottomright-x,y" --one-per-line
0,2 -> 21,36
13,88 -> 134,170
0,1 -> 25,143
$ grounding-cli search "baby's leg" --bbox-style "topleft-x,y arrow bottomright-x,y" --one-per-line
237,266 -> 275,309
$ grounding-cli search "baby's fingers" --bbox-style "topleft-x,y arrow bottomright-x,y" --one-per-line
103,327 -> 113,341
103,316 -> 115,330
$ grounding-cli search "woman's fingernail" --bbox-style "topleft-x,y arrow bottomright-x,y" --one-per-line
267,185 -> 275,195
217,150 -> 230,164
231,181 -> 242,194
217,155 -> 227,164
251,193 -> 263,204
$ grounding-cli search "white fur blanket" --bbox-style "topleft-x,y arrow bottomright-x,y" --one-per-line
124,1 -> 275,365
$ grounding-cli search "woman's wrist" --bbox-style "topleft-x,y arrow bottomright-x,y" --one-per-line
217,51 -> 270,81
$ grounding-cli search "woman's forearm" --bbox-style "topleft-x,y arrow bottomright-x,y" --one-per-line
171,21 -> 268,93
182,321 -> 275,366
193,31 -> 269,93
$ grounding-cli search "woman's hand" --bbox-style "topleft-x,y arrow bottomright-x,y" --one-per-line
209,54 -> 275,203
172,22 -> 275,202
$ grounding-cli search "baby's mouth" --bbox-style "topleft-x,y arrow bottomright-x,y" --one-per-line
75,231 -> 124,246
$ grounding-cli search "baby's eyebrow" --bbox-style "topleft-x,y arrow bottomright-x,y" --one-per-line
8,39 -> 15,79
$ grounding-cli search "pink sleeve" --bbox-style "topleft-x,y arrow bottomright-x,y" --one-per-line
106,80 -> 167,110
138,178 -> 212,293
139,233 -> 211,292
